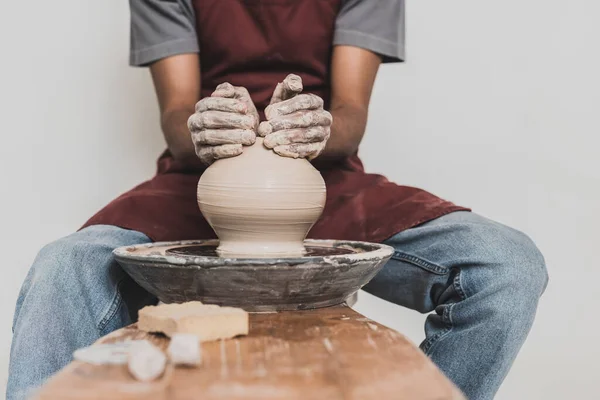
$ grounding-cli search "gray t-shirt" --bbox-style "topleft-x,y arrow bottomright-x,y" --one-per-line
129,0 -> 405,67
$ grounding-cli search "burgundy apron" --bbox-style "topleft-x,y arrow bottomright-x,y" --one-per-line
82,0 -> 468,243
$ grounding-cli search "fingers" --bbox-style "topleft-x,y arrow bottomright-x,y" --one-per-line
263,126 -> 329,148
272,142 -> 325,160
232,86 -> 252,101
212,83 -> 253,103
198,79 -> 329,162
269,83 -> 284,105
212,82 -> 236,98
232,86 -> 259,129
188,111 -> 257,131
269,74 -> 303,105
197,144 -> 243,165
265,93 -> 323,119
257,109 -> 332,136
210,83 -> 259,129
192,83 -> 259,165
195,97 -> 247,114
192,129 -> 256,146
283,74 -> 303,94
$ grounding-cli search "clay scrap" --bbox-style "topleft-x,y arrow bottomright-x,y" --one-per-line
73,340 -> 147,365
127,340 -> 167,382
138,301 -> 249,341
167,333 -> 202,366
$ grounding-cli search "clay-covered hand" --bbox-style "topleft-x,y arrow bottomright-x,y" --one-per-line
188,83 -> 259,165
258,74 -> 332,160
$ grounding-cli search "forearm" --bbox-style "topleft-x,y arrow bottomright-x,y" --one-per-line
161,106 -> 198,166
321,45 -> 380,160
319,103 -> 368,160
149,54 -> 201,167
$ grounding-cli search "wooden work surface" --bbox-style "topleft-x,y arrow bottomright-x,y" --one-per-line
35,305 -> 464,400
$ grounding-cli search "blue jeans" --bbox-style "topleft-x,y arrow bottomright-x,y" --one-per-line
7,212 -> 547,400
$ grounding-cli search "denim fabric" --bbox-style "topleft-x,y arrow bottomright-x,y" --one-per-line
7,225 -> 154,400
8,212 -> 547,400
370,211 -> 548,399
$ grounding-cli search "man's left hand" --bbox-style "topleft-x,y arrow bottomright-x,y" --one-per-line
258,75 -> 332,160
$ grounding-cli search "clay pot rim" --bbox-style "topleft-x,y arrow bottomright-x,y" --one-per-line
113,239 -> 393,268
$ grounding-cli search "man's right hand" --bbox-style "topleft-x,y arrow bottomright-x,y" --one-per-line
188,83 -> 259,165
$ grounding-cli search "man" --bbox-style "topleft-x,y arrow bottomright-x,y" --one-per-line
8,1 -> 548,399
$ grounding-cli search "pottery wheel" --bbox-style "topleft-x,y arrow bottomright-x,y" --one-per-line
114,239 -> 393,311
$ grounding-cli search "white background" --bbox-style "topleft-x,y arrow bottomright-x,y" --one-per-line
1,1 -> 598,399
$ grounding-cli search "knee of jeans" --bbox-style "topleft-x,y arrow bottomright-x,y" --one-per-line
468,224 -> 549,302
504,229 -> 547,297
31,232 -> 116,290
33,239 -> 84,286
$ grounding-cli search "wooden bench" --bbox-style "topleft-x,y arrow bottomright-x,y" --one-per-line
35,304 -> 464,399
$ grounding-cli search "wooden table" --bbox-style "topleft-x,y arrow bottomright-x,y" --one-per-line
35,305 -> 464,400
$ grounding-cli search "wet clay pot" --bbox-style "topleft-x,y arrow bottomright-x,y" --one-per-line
197,138 -> 326,257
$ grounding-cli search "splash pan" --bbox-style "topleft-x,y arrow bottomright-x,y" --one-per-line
114,239 -> 393,312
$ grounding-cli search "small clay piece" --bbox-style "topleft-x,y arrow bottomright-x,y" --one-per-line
138,301 -> 249,341
127,340 -> 167,382
73,341 -> 148,365
167,333 -> 202,366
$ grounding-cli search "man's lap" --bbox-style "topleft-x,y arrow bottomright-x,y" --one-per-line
29,211 -> 548,293
19,211 -> 549,323
25,212 -> 548,313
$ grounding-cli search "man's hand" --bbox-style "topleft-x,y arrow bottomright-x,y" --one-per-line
258,74 -> 332,160
188,83 -> 259,165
